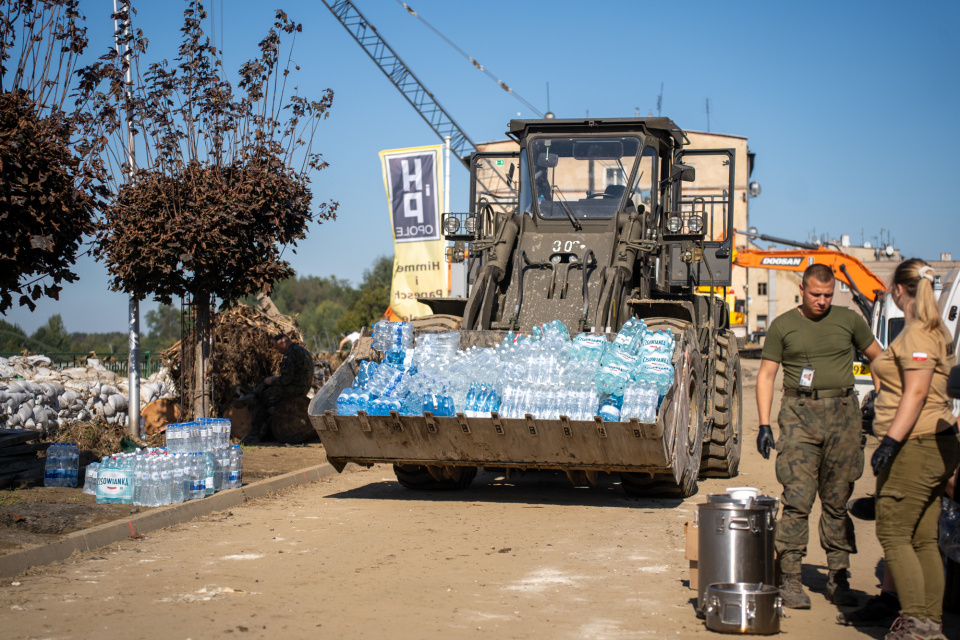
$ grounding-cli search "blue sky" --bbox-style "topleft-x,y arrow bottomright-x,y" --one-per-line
6,0 -> 960,334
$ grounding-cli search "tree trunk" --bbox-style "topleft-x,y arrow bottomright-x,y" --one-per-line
193,290 -> 213,418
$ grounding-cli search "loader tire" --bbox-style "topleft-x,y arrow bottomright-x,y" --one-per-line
621,319 -> 703,498
700,331 -> 742,478
393,464 -> 478,490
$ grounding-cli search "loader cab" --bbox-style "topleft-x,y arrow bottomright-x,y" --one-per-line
519,135 -> 655,223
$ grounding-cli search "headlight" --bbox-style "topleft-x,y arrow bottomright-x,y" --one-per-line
443,216 -> 460,235
666,214 -> 683,233
464,215 -> 478,234
687,214 -> 703,234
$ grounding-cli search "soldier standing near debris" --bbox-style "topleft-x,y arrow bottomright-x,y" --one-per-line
239,333 -> 315,441
755,263 -> 883,609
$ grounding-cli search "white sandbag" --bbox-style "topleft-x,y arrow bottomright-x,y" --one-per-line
108,393 -> 127,412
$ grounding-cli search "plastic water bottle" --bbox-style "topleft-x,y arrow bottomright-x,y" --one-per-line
165,422 -> 178,453
423,393 -> 455,417
68,444 -> 80,487
203,452 -> 217,496
608,317 -> 646,357
598,396 -> 622,422
189,454 -> 204,500
132,455 -> 145,506
354,360 -> 379,389
640,381 -> 658,423
170,455 -> 185,503
373,321 -> 414,352
595,362 -> 631,396
569,333 -> 608,363
82,462 -> 99,495
44,443 -> 60,487
234,445 -> 244,488
643,328 -> 675,354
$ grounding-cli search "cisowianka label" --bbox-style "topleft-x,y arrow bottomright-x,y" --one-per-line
97,469 -> 133,501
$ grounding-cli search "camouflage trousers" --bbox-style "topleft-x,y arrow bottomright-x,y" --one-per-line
774,393 -> 864,574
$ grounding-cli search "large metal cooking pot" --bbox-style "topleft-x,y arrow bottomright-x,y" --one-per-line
703,582 -> 782,635
697,494 -> 778,613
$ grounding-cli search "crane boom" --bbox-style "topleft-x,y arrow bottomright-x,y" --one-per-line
320,0 -> 475,167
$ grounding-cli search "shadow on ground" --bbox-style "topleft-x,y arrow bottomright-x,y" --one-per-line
327,468 -> 686,509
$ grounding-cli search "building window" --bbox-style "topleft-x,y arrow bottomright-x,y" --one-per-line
839,282 -> 850,292
757,315 -> 768,330
758,282 -> 768,295
605,167 -> 625,187
795,295 -> 800,303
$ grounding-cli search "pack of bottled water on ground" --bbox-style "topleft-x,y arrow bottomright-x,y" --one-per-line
95,445 -> 243,505
44,442 -> 80,487
336,318 -> 676,423
165,417 -> 232,453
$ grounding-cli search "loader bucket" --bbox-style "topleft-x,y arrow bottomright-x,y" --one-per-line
308,327 -> 700,486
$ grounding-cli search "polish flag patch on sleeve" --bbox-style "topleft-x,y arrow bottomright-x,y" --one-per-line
912,352 -> 928,361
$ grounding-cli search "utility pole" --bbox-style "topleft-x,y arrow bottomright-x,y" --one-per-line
113,0 -> 140,438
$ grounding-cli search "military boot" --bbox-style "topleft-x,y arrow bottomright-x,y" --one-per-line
779,573 -> 811,609
827,568 -> 857,606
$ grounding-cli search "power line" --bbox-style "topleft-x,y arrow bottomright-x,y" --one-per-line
394,1 -> 544,117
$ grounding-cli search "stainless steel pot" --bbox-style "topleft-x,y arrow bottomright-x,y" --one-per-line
697,495 -> 778,613
703,582 -> 782,635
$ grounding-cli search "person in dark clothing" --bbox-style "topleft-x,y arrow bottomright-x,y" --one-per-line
237,333 -> 315,441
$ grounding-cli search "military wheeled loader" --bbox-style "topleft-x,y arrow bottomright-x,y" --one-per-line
309,117 -> 743,497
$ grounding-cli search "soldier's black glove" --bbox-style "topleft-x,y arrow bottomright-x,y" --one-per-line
871,436 -> 903,476
757,424 -> 774,460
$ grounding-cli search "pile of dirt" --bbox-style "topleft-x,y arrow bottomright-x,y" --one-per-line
50,420 -> 165,459
160,302 -> 342,418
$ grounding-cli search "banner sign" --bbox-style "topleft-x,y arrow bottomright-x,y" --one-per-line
379,145 -> 447,321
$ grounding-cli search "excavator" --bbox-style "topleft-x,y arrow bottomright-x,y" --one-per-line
733,231 -> 886,320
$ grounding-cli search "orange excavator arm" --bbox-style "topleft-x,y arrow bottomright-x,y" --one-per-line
735,247 -> 886,319
734,247 -> 886,301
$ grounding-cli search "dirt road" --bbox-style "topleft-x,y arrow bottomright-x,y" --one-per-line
2,360 -> 957,639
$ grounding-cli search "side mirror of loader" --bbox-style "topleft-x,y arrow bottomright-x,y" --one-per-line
673,163 -> 696,182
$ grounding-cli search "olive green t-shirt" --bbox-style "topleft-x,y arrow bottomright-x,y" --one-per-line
872,320 -> 957,438
761,306 -> 875,390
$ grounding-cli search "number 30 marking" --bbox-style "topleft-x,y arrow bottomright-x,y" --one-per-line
552,240 -> 581,252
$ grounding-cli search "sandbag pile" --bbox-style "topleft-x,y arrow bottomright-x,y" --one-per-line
0,355 -> 176,434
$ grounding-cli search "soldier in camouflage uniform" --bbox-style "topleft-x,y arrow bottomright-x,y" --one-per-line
756,264 -> 882,609
247,333 -> 315,441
